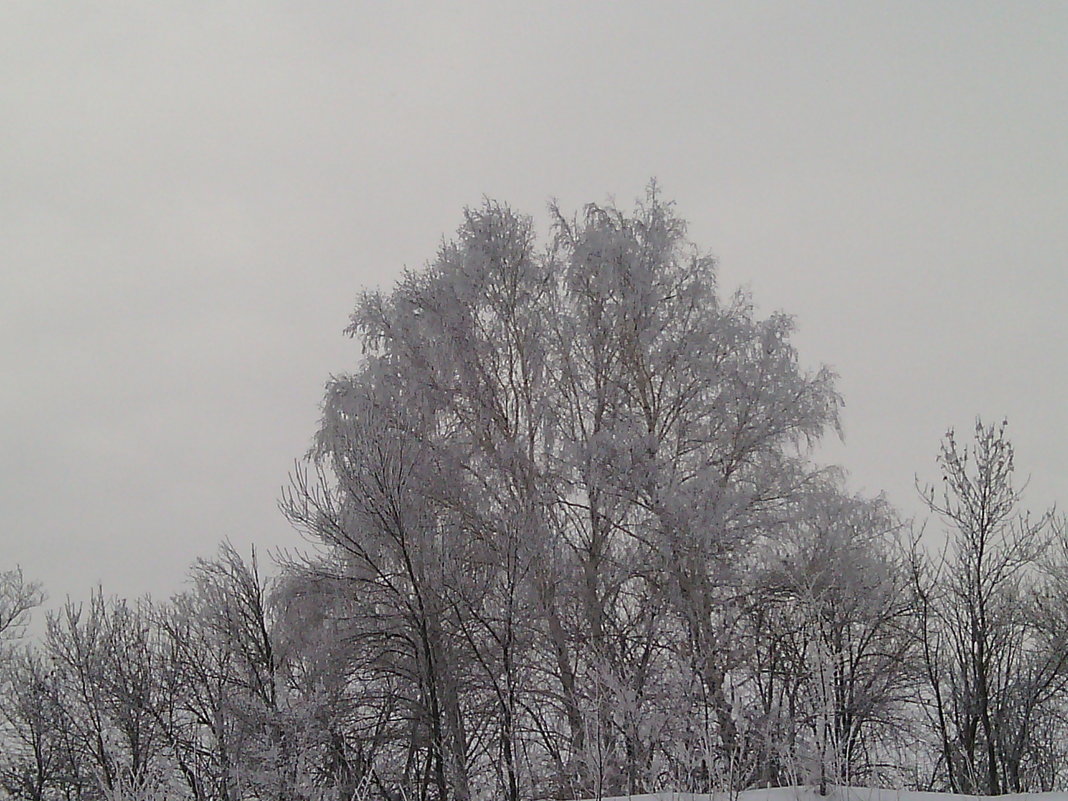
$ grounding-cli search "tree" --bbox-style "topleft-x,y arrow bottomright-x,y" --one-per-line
284,202 -> 551,800
282,185 -> 845,799
747,483 -> 918,792
0,649 -> 70,801
0,569 -> 43,660
43,591 -> 173,799
914,418 -> 1065,793
0,568 -> 48,797
549,193 -> 840,791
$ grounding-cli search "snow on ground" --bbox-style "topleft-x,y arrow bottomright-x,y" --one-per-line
578,786 -> 1068,801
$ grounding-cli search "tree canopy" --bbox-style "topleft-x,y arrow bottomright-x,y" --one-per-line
1,188 -> 1065,801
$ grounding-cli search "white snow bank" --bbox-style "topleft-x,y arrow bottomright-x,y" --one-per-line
577,786 -> 1068,801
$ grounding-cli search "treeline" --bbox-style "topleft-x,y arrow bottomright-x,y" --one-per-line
2,190 -> 1065,801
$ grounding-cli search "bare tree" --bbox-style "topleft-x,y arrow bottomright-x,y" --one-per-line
0,649 -> 70,801
549,189 -> 841,791
0,569 -> 43,659
914,418 -> 1064,793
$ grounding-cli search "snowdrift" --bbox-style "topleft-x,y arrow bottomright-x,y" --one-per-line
578,787 -> 1068,801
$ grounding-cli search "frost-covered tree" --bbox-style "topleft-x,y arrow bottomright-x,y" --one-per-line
0,649 -> 71,801
0,569 -> 42,661
9,192 -> 1068,800
37,592 -> 173,799
549,193 -> 840,792
284,200 -> 554,801
282,185 -> 846,799
746,483 -> 918,792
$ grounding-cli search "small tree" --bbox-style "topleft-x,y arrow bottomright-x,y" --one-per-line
280,185 -> 850,799
0,569 -> 43,659
915,418 -> 1064,793
0,649 -> 70,801
748,484 -> 918,791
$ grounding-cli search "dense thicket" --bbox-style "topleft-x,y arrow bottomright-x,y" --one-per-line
1,190 -> 1064,801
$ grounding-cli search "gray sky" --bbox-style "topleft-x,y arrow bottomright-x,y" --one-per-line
3,2 -> 1066,607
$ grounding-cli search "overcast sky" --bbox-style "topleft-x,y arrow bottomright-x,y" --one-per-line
3,2 -> 1066,607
